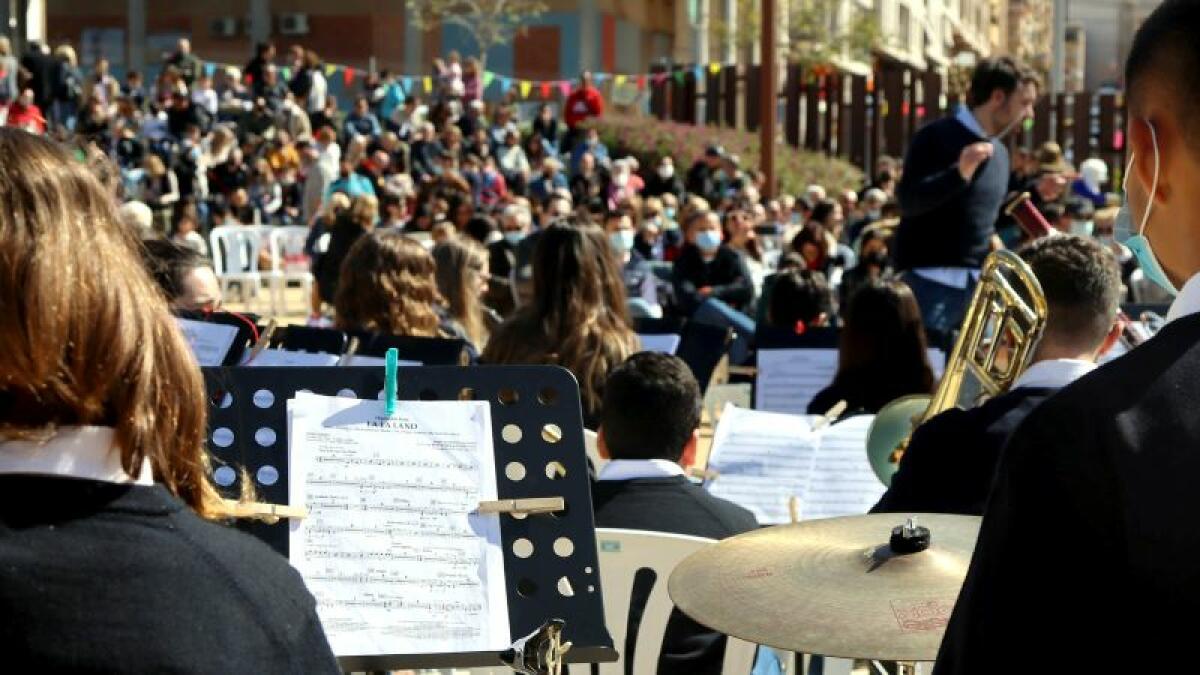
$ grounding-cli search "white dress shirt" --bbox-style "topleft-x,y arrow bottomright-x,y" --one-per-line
0,426 -> 153,485
1012,358 -> 1098,390
596,459 -> 686,482
1165,272 -> 1200,325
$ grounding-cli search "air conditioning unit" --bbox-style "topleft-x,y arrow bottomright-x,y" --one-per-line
278,13 -> 310,36
210,16 -> 238,38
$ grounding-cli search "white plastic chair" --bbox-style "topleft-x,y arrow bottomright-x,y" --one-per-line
210,225 -> 264,311
267,225 -> 313,316
567,528 -> 759,675
583,429 -> 606,476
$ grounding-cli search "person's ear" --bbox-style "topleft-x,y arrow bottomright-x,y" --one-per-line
1096,320 -> 1124,359
1128,117 -> 1171,205
678,430 -> 699,469
596,427 -> 611,460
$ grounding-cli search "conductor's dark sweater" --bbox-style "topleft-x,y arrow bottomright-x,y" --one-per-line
893,114 -> 1009,271
0,476 -> 339,673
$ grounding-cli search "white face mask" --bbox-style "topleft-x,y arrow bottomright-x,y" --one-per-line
613,172 -> 629,188
658,165 -> 674,179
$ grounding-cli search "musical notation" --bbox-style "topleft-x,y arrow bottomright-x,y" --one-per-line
289,392 -> 510,657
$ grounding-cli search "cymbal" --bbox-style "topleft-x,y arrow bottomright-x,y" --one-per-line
667,513 -> 980,662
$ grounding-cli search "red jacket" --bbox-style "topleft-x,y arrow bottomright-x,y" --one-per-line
4,102 -> 46,134
564,85 -> 603,128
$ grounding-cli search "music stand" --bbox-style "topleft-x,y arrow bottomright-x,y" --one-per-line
201,364 -> 617,671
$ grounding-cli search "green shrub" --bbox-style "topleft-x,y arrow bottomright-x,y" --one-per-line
585,113 -> 864,196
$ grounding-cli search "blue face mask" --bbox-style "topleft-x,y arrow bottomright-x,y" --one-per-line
1116,119 -> 1175,296
504,231 -> 524,246
695,230 -> 722,252
609,229 -> 635,253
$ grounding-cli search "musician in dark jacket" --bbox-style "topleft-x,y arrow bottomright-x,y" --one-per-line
936,6 -> 1200,670
592,353 -> 758,675
873,235 -> 1123,515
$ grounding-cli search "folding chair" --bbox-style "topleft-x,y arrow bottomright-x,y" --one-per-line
267,225 -> 314,316
209,225 -> 264,311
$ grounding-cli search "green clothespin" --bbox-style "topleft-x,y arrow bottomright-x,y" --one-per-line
384,347 -> 399,415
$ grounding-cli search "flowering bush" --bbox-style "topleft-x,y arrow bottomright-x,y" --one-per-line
585,113 -> 864,196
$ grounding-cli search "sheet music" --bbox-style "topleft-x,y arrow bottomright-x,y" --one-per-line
176,318 -> 240,367
343,355 -> 423,367
756,348 -> 946,415
800,415 -> 886,520
706,405 -> 817,524
288,392 -> 509,656
707,405 -> 885,524
246,348 -> 340,367
637,333 -> 682,355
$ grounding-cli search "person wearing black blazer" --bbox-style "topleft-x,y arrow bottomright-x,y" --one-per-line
936,8 -> 1200,671
591,353 -> 758,675
873,235 -> 1124,516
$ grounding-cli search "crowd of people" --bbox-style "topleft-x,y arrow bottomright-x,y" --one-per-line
5,1 -> 1200,670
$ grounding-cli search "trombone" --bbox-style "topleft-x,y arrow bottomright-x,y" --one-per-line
865,249 -> 1049,485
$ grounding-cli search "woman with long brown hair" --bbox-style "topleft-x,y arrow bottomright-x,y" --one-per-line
483,219 -> 638,428
808,279 -> 936,415
335,230 -> 460,339
433,237 -> 499,351
0,129 -> 336,670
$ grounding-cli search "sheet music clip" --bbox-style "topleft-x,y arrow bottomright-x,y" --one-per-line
383,347 -> 399,415
243,319 -> 279,364
812,400 -> 847,431
687,467 -> 720,482
476,497 -> 565,516
501,618 -> 572,675
335,335 -> 361,366
221,499 -> 308,525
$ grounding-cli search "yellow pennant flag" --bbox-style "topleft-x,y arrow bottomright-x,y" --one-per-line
614,74 -> 626,87
709,62 -> 721,75
519,80 -> 532,98
323,64 -> 337,78
423,76 -> 433,93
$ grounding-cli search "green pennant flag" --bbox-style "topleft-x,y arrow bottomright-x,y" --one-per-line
673,70 -> 685,85
483,71 -> 496,89
281,66 -> 292,80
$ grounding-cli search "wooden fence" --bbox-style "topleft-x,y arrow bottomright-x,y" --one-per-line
648,60 -> 1128,182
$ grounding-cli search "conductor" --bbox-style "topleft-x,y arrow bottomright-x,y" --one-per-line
935,2 -> 1200,672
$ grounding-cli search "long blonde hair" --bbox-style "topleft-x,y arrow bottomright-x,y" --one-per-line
433,237 -> 490,348
0,129 -> 223,517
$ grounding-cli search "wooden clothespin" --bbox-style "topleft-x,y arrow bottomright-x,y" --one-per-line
335,335 -> 361,366
687,466 -> 720,482
222,498 -> 308,524
476,497 -> 565,516
244,318 -> 278,364
788,496 -> 801,524
812,400 -> 847,432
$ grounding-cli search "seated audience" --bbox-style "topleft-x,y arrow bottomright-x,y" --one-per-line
313,193 -> 376,307
433,237 -> 500,352
140,239 -> 223,312
483,221 -> 638,428
0,128 -> 337,671
592,352 -> 758,675
671,209 -> 755,362
602,209 -> 659,318
874,235 -> 1123,515
808,280 -> 935,415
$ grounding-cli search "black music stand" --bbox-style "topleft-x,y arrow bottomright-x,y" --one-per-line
201,365 -> 616,671
273,325 -> 349,354
350,331 -> 472,365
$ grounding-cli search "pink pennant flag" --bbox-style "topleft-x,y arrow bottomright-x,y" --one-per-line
558,81 -> 571,97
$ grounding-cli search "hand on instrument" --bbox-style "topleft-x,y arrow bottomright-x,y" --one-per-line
958,142 -> 994,181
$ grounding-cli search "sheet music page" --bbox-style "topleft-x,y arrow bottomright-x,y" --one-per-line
803,415 -> 886,520
928,348 -> 947,380
246,349 -> 340,367
176,318 -> 240,366
755,349 -> 838,415
706,404 -> 817,524
288,392 -> 509,656
637,333 -> 682,355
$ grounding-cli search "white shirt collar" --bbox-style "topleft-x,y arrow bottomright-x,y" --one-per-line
954,104 -> 988,139
0,426 -> 154,485
1166,272 -> 1200,325
596,459 -> 686,482
1012,358 -> 1097,390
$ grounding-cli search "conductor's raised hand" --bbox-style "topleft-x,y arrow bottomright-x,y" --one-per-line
958,142 -> 995,181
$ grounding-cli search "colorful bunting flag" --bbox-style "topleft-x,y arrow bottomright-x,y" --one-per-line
652,73 -> 668,85
520,80 -> 532,98
673,71 -> 685,85
692,65 -> 703,81
281,66 -> 292,80
615,74 -> 627,87
483,71 -> 496,89
324,64 -> 337,78
637,75 -> 646,90
558,81 -> 571,97
708,62 -> 721,75
423,76 -> 433,93
402,76 -> 415,93
540,82 -> 551,99
880,100 -> 889,117
204,62 -> 216,78
594,73 -> 609,84
500,77 -> 512,93
343,67 -> 355,87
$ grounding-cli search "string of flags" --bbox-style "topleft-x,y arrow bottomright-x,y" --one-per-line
199,57 -> 746,101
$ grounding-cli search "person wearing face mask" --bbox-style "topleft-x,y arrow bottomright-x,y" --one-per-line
606,159 -> 637,210
847,187 -> 888,245
645,156 -> 685,201
1071,157 -> 1110,207
935,4 -> 1200,671
893,57 -> 1040,342
671,210 -> 755,363
837,228 -> 894,315
1064,197 -> 1095,237
604,210 -> 660,318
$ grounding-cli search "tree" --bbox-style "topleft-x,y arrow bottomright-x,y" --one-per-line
713,0 -> 881,73
405,0 -> 549,68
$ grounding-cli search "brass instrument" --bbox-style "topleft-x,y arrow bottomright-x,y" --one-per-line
866,249 -> 1049,485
